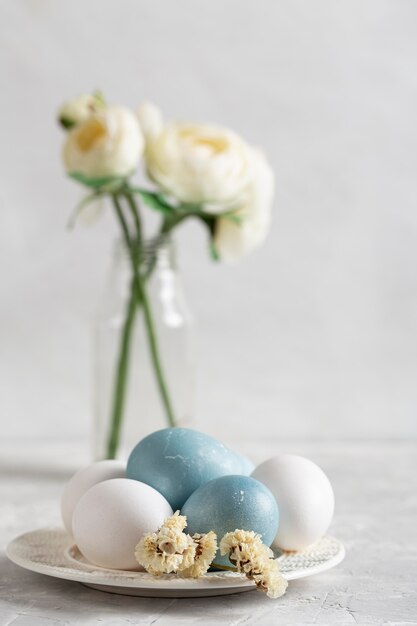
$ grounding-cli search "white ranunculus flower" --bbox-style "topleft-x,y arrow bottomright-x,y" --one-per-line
58,93 -> 105,129
138,102 -> 164,141
63,106 -> 144,179
214,150 -> 275,262
139,103 -> 253,213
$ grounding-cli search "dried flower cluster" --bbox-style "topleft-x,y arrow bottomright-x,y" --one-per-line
135,512 -> 217,578
135,513 -> 288,599
220,529 -> 288,599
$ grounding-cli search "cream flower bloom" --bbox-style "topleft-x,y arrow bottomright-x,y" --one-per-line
139,103 -> 253,213
138,102 -> 164,141
220,529 -> 262,555
135,512 -> 197,575
180,532 -> 218,578
135,528 -> 196,575
214,149 -> 275,262
63,106 -> 144,179
135,532 -> 187,575
135,516 -> 287,597
220,529 -> 287,599
161,510 -> 187,532
253,561 -> 288,599
58,93 -> 105,129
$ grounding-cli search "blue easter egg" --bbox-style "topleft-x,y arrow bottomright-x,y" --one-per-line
181,474 -> 279,566
126,428 -> 248,510
234,453 -> 255,475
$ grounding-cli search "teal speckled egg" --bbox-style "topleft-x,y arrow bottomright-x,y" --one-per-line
181,474 -> 279,566
126,428 -> 251,510
235,453 -> 255,475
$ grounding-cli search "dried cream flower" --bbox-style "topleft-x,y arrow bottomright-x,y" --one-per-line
220,529 -> 265,556
135,512 -> 196,575
220,530 -> 288,599
253,561 -> 288,599
180,532 -> 218,578
161,510 -> 187,532
136,515 -> 287,598
220,529 -> 273,566
135,532 -> 182,575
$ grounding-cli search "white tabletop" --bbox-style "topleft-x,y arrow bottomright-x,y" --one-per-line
1,440 -> 416,625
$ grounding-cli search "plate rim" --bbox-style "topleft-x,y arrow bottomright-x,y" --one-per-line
6,527 -> 345,591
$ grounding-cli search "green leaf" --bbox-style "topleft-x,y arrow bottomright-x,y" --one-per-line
133,189 -> 176,215
191,213 -> 221,262
58,116 -> 76,130
69,171 -> 125,191
176,202 -> 204,214
197,213 -> 216,235
222,212 -> 243,225
210,240 -> 220,262
92,89 -> 106,108
67,192 -> 103,229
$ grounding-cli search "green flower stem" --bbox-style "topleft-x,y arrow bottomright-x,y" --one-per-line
211,563 -> 239,572
105,279 -> 139,459
123,187 -> 143,250
112,193 -> 177,430
144,213 -> 189,280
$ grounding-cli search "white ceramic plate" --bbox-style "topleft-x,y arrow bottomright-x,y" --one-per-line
7,528 -> 345,598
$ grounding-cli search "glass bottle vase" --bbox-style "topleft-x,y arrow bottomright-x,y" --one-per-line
93,237 -> 195,460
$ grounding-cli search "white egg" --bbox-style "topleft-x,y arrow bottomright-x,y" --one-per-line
61,460 -> 126,534
72,478 -> 173,570
252,454 -> 334,551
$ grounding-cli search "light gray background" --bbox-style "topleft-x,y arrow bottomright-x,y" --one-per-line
1,0 -> 416,442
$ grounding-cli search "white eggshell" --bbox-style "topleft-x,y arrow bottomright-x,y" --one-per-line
72,478 -> 173,570
61,460 -> 126,534
252,454 -> 335,551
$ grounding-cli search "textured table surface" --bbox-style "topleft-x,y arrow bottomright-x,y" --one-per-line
0,440 -> 416,626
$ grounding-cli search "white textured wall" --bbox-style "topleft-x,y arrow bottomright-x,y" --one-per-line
1,0 -> 416,442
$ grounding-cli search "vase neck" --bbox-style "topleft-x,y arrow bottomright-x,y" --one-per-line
113,235 -> 176,272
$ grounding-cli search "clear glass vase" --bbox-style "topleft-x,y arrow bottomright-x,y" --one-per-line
93,237 -> 195,460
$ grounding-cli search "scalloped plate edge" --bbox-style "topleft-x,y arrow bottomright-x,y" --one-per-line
6,528 -> 345,596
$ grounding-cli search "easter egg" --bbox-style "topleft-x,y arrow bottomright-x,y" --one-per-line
72,478 -> 173,570
234,452 -> 255,475
181,474 -> 279,566
61,460 -> 125,534
252,454 -> 335,550
126,428 -> 248,510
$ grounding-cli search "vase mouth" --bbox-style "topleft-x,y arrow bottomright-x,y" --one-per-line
114,233 -> 170,253
113,234 -> 176,269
